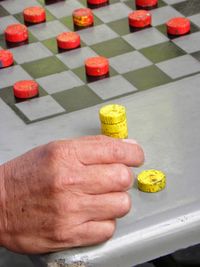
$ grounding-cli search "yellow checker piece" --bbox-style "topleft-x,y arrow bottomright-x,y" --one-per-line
102,128 -> 128,139
101,119 -> 127,133
137,170 -> 166,193
99,104 -> 126,124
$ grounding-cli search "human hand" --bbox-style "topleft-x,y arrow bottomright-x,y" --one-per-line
0,135 -> 144,254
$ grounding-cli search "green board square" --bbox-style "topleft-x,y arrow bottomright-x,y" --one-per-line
173,0 -> 200,16
73,65 -> 118,83
60,15 -> 74,31
37,0 -> 45,5
123,65 -> 172,90
22,56 -> 68,78
0,6 -> 9,17
26,32 -> 38,43
140,42 -> 186,64
191,51 -> 200,62
0,34 -> 8,49
14,12 -> 28,24
52,85 -> 102,112
91,37 -> 134,58
76,0 -> 87,7
107,0 -> 119,4
123,0 -> 134,10
42,37 -> 59,54
153,0 -> 166,7
108,18 -> 130,36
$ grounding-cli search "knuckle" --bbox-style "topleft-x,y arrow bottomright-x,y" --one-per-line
52,228 -> 66,243
44,142 -> 80,191
46,140 -> 60,153
48,174 -> 65,194
45,140 -> 73,162
55,195 -> 79,214
54,199 -> 66,215
51,224 -> 75,244
82,221 -> 92,237
45,141 -> 62,161
106,165 -> 118,180
103,220 -> 116,240
108,141 -> 125,162
120,193 -> 131,214
117,165 -> 132,188
135,145 -> 145,166
44,198 -> 63,216
53,170 -> 83,192
52,231 -> 63,242
59,173 -> 79,189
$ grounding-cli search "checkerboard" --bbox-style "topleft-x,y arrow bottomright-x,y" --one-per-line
0,0 -> 200,124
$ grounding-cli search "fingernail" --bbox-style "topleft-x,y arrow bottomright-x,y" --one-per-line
123,139 -> 138,145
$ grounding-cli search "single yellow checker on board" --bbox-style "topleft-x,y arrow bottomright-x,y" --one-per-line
99,104 -> 126,124
137,170 -> 166,193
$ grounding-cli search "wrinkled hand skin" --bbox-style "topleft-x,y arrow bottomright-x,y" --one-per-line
0,135 -> 144,254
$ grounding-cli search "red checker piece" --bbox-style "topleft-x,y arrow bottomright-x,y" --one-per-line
13,80 -> 39,99
0,49 -> 14,68
129,10 -> 152,28
23,6 -> 46,24
73,8 -> 94,27
57,32 -> 80,50
166,17 -> 190,36
85,56 -> 109,76
5,24 -> 28,43
87,0 -> 108,5
136,0 -> 158,7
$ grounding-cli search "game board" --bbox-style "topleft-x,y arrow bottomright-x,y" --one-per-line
1,0 -> 200,124
1,1 -> 200,267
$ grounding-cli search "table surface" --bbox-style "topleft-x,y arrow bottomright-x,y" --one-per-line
2,74 -> 200,266
1,0 -> 200,266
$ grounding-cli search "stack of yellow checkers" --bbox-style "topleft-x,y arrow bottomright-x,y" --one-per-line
99,104 -> 128,138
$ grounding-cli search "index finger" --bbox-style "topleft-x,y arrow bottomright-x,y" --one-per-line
70,135 -> 145,166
